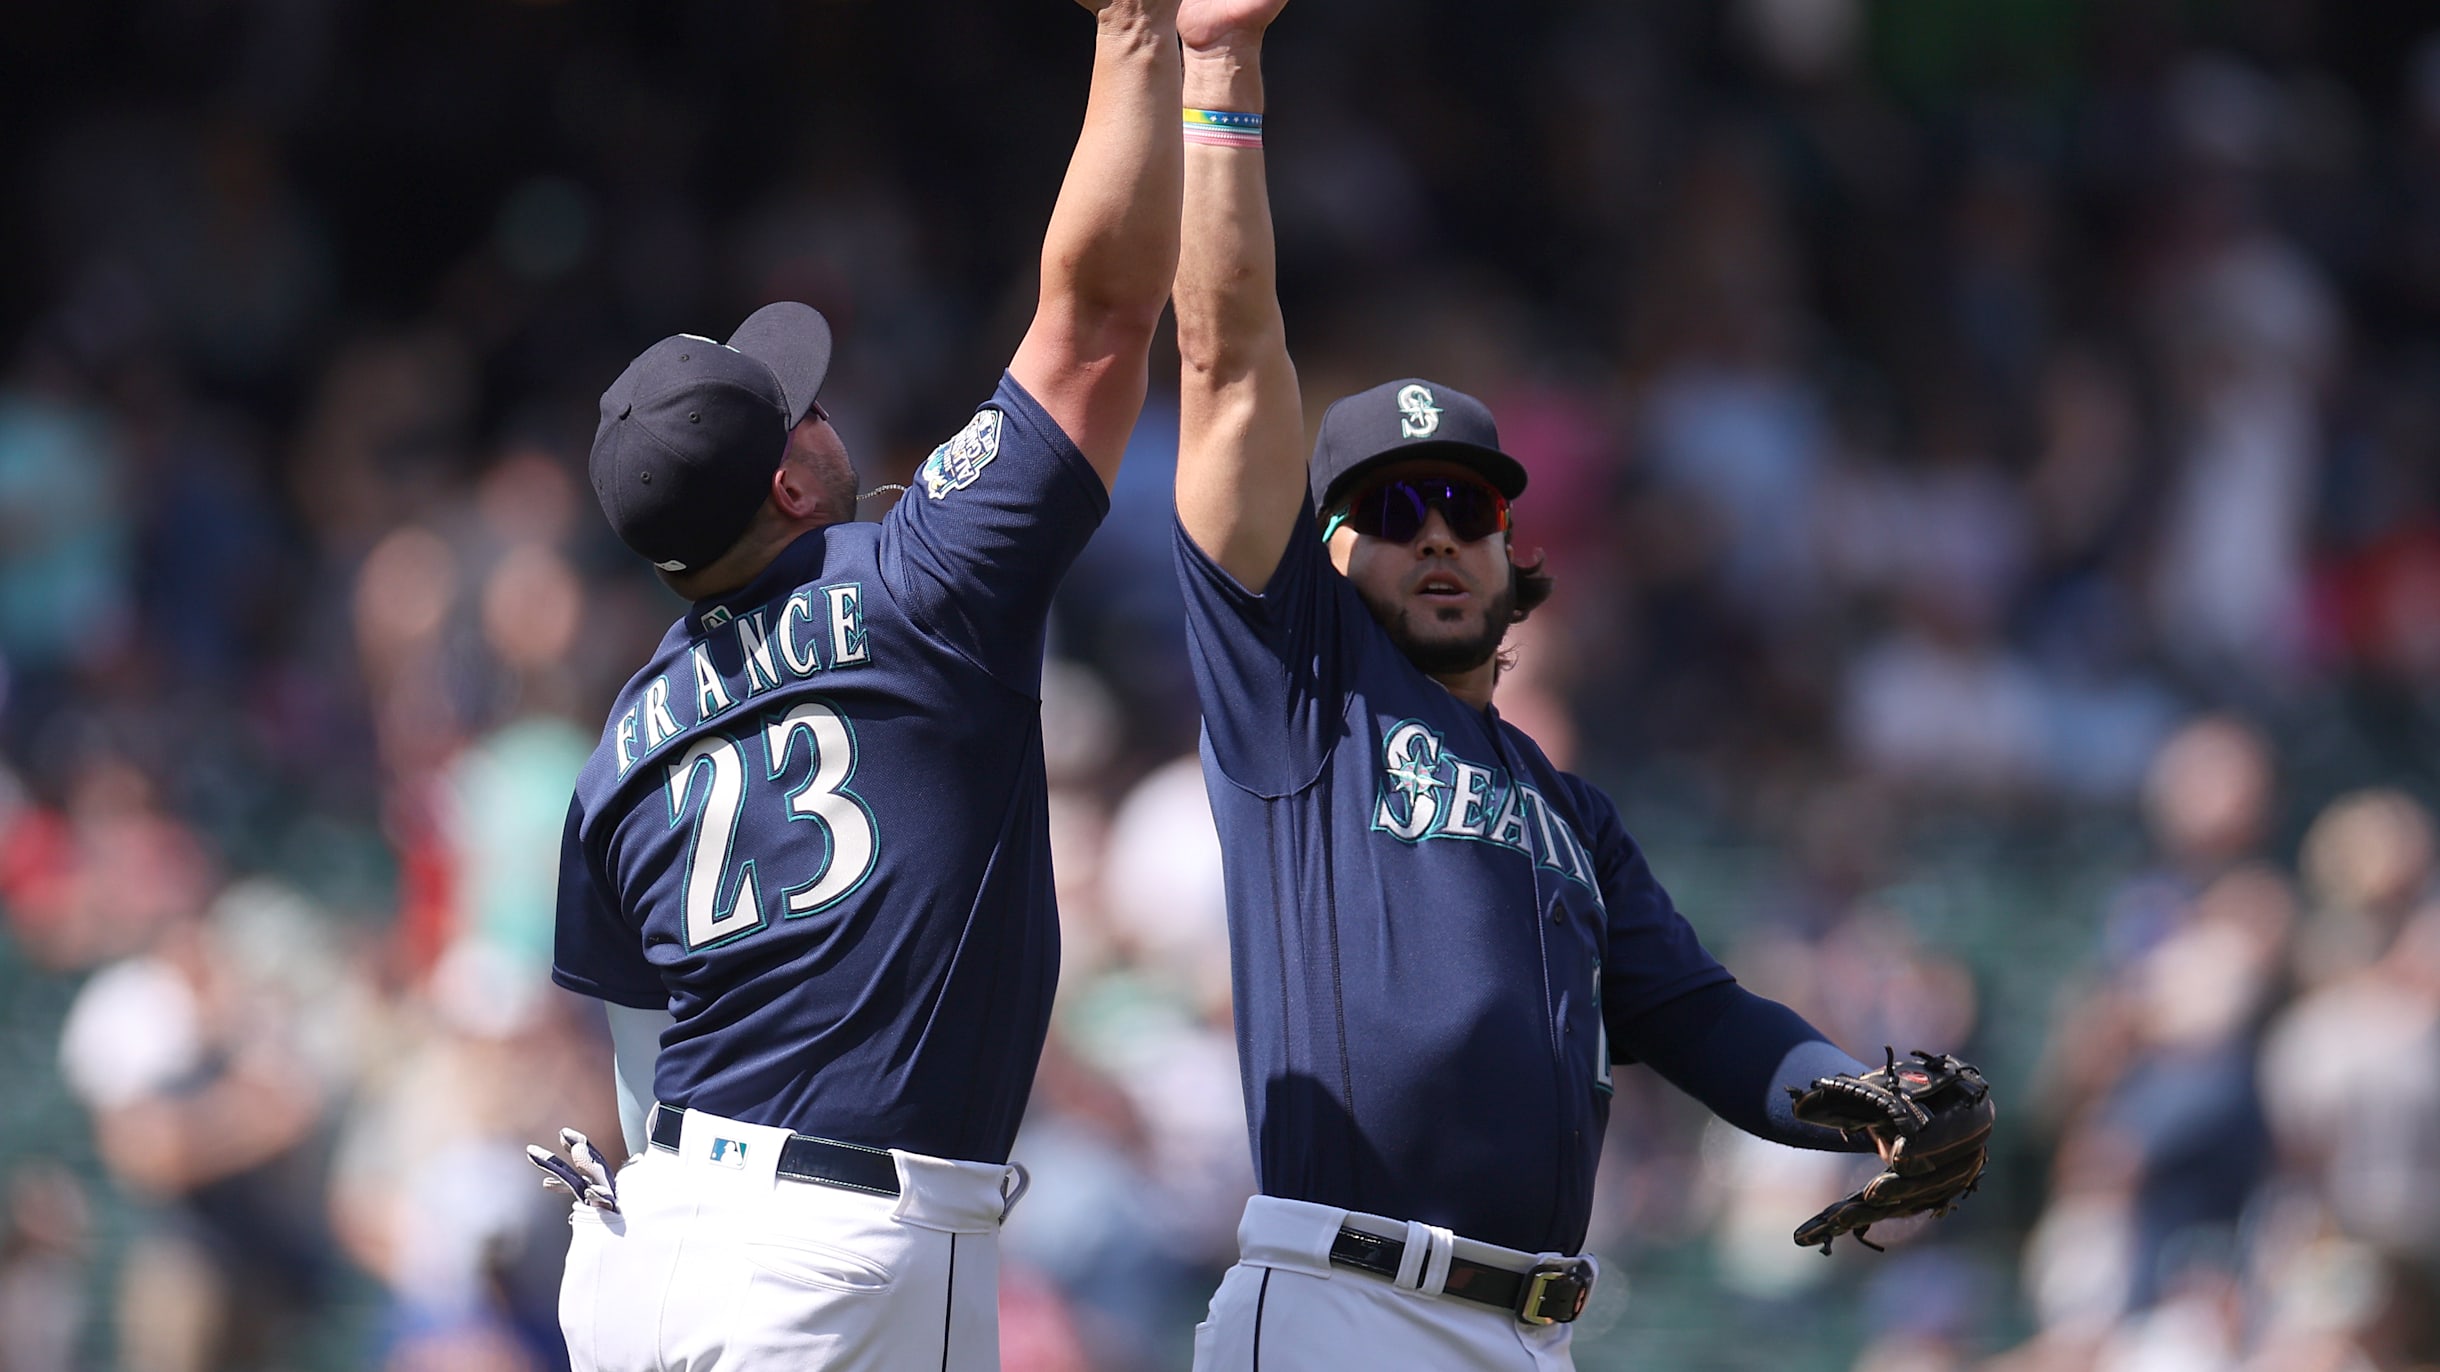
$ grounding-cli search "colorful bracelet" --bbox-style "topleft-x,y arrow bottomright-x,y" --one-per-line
1183,108 -> 1263,149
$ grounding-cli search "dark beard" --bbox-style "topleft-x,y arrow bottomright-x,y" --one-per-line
1375,580 -> 1517,676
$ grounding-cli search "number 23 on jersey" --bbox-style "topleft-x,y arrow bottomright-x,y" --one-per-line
664,698 -> 877,950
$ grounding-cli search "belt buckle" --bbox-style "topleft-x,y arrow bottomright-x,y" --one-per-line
1516,1258 -> 1593,1325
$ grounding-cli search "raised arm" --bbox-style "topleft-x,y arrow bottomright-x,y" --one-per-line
1008,0 -> 1185,487
1172,0 -> 1305,590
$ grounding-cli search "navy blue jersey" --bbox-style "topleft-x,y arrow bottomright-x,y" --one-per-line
1175,504 -> 1733,1255
554,374 -> 1106,1165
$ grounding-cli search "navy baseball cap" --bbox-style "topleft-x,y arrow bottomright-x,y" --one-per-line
1309,378 -> 1528,513
589,302 -> 834,572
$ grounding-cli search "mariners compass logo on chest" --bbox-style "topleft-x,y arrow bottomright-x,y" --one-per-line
1372,719 -> 1601,895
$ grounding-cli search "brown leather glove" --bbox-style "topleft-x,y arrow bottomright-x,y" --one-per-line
1788,1049 -> 1994,1254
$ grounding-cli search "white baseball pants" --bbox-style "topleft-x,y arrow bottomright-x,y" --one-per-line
558,1106 -> 1020,1371
1191,1196 -> 1586,1372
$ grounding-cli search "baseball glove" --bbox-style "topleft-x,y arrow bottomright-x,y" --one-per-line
1787,1049 -> 1993,1253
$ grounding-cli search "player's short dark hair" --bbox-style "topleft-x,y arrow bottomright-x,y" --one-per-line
1493,545 -> 1552,677
1509,544 -> 1553,623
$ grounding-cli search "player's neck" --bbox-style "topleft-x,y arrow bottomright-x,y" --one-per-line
1430,661 -> 1498,712
663,515 -> 839,602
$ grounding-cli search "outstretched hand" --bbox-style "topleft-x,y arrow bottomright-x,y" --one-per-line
1074,0 -> 1181,20
1179,0 -> 1289,50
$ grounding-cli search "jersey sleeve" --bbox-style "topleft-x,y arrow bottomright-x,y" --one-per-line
550,795 -> 667,1010
1173,501 -> 1366,798
1578,782 -> 1733,1046
1613,981 -> 1874,1151
877,372 -> 1111,695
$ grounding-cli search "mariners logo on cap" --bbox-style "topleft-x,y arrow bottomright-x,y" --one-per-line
1396,384 -> 1442,439
921,409 -> 1004,500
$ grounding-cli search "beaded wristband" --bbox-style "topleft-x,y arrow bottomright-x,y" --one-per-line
1183,108 -> 1264,149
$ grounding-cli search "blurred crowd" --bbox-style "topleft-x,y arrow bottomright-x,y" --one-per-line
3,0 -> 2440,1369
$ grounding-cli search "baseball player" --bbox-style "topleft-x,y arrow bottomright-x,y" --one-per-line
530,3 -> 1183,1368
1168,3 -> 1992,1368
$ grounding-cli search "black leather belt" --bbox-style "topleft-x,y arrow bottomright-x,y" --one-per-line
1329,1226 -> 1595,1325
648,1103 -> 900,1198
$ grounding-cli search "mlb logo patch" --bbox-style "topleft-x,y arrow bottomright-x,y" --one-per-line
708,1138 -> 748,1169
921,409 -> 1003,499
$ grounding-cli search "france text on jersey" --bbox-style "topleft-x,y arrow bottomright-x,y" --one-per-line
612,581 -> 872,780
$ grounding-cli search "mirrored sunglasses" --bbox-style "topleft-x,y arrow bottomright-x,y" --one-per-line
1323,475 -> 1512,544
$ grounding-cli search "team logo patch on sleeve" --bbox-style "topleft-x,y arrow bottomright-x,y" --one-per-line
920,409 -> 1004,499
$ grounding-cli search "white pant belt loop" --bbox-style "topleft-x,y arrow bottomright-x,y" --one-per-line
1419,1223 -> 1459,1297
1394,1220 -> 1433,1291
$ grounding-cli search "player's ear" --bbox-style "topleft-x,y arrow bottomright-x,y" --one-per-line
769,453 -> 826,522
